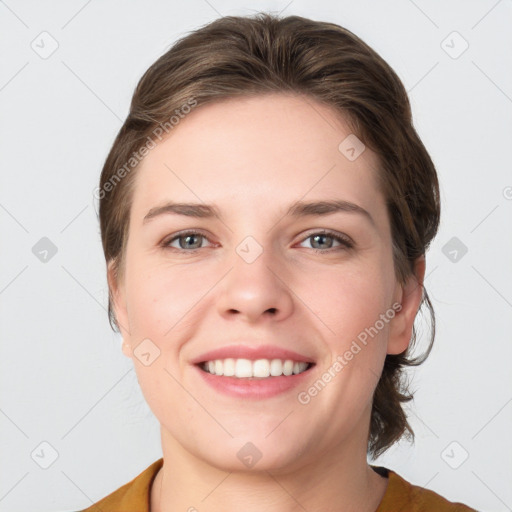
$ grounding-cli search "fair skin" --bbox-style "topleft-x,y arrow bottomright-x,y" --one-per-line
108,93 -> 425,512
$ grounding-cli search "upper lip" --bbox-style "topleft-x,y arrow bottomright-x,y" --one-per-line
190,344 -> 316,364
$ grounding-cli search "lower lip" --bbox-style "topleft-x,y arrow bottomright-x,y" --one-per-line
194,364 -> 315,399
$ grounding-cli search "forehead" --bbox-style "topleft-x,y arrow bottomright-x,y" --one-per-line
131,93 -> 386,226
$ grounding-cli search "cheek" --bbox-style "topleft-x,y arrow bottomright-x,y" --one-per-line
126,274 -> 168,337
298,261 -> 393,341
125,259 -> 210,337
308,267 -> 393,398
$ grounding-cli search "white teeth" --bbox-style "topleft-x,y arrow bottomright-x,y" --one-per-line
235,358 -> 253,378
201,358 -> 310,378
223,358 -> 235,376
270,359 -> 282,376
283,360 -> 294,375
253,359 -> 270,378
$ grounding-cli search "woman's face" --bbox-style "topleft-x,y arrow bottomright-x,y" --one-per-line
110,93 -> 423,472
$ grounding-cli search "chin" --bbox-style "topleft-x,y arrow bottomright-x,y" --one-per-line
190,434 -> 310,474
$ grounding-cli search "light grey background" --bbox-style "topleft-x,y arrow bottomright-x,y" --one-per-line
1,1 -> 511,511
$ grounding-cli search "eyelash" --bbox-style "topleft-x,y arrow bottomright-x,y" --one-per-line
160,229 -> 354,253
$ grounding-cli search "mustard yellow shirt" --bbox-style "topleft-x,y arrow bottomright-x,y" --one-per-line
78,458 -> 477,511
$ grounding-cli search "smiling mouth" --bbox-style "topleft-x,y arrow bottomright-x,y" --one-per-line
197,358 -> 315,378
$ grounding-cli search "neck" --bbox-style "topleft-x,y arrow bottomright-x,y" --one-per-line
150,427 -> 388,512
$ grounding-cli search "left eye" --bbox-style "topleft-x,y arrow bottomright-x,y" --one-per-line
164,231 -> 211,251
298,231 -> 353,251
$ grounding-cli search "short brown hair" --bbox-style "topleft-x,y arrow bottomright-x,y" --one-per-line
98,12 -> 440,459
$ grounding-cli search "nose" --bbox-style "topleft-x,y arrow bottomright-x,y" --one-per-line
216,245 -> 294,324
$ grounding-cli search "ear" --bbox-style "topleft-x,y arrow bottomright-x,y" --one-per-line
387,255 -> 426,355
107,259 -> 132,358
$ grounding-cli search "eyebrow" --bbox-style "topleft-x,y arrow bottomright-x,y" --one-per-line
142,199 -> 375,227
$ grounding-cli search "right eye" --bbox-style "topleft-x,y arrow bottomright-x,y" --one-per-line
162,230 -> 214,252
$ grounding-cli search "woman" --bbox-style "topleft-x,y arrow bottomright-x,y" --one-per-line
83,12 -> 476,511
